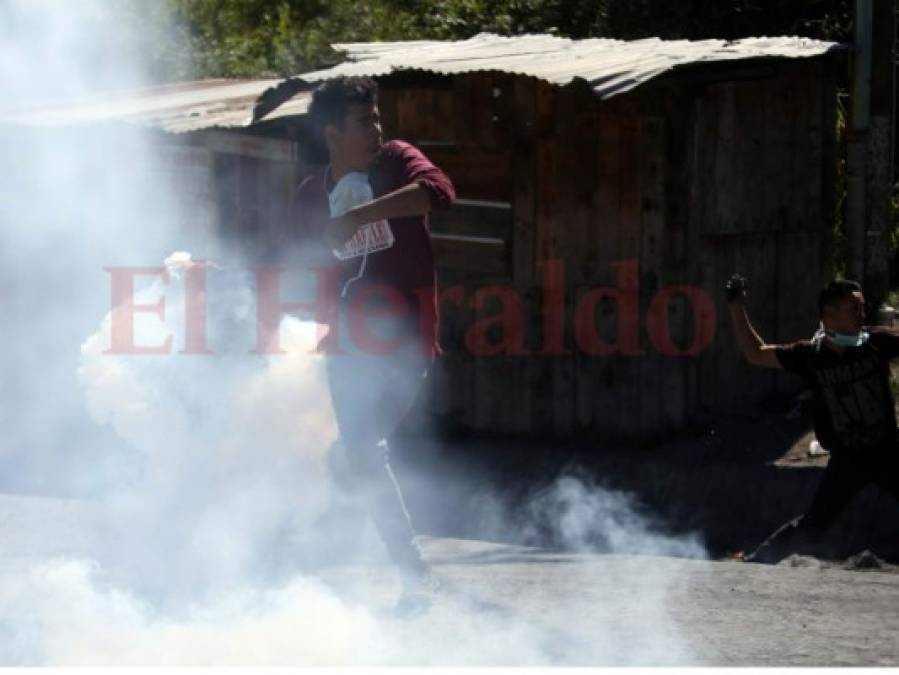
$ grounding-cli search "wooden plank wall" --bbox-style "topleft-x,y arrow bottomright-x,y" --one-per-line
211,152 -> 297,262
688,59 -> 833,418
375,59 -> 835,440
378,72 -> 518,431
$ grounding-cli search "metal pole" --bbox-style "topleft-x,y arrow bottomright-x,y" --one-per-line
846,0 -> 872,286
866,0 -> 896,323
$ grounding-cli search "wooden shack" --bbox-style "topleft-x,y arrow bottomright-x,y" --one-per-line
0,78 -> 320,265
21,35 -> 844,443
257,34 -> 846,442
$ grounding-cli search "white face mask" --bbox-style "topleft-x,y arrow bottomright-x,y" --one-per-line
812,322 -> 870,348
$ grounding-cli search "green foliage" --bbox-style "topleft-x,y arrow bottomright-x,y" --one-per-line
171,0 -> 327,77
830,87 -> 850,279
163,0 -> 613,79
158,0 -> 854,80
384,0 -> 609,39
891,183 -> 899,294
168,0 -> 426,78
602,0 -> 852,41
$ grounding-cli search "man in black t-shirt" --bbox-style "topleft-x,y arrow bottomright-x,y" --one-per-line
726,275 -> 899,563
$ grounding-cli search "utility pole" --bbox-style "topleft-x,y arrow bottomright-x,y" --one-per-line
848,0 -> 896,322
847,0 -> 896,323
846,0 -> 871,291
866,0 -> 896,321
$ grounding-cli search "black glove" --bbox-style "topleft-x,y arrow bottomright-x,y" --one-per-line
725,273 -> 748,304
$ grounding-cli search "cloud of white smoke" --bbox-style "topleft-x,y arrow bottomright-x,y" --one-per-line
483,468 -> 707,559
0,1 -> 709,666
76,255 -> 343,603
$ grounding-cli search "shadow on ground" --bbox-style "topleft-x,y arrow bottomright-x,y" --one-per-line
391,399 -> 899,563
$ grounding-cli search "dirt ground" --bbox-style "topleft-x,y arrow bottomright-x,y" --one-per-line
393,388 -> 899,562
2,493 -> 899,665
2,495 -> 899,665
310,538 -> 899,666
2,376 -> 898,665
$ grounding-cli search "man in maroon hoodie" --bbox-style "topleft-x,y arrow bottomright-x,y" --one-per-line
291,76 -> 455,594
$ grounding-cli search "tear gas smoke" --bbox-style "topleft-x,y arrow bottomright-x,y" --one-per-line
0,1 -> 707,665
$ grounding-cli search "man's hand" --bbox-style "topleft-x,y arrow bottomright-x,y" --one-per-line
325,212 -> 362,250
726,273 -> 783,369
725,273 -> 749,305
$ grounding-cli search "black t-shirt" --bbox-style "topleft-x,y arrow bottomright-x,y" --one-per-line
775,327 -> 899,455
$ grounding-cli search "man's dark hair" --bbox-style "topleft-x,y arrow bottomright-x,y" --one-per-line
307,76 -> 378,137
818,279 -> 862,315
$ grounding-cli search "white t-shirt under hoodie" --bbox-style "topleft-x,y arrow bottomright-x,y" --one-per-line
328,171 -> 394,261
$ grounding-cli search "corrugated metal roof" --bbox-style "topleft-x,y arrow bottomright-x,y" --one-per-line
252,32 -> 844,121
0,78 -> 311,132
325,32 -> 845,97
2,33 -> 845,132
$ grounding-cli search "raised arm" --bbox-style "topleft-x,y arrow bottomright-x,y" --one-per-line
325,140 -> 455,247
726,274 -> 783,369
332,181 -> 433,235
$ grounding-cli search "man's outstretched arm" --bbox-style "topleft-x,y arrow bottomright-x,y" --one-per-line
325,182 -> 433,247
726,274 -> 783,369
325,140 -> 455,248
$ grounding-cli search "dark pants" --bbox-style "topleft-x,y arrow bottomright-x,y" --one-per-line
748,445 -> 899,563
324,330 -> 431,576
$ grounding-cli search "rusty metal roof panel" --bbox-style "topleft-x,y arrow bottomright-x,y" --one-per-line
0,78 -> 312,132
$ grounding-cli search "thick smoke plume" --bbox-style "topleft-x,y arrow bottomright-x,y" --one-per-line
0,1 -> 707,665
